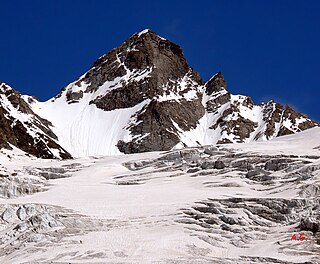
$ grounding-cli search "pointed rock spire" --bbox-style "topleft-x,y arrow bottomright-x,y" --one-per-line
205,72 -> 227,95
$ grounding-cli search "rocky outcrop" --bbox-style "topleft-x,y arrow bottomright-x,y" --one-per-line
205,72 -> 227,95
0,82 -> 71,159
300,218 -> 320,234
260,101 -> 317,140
80,30 -> 202,95
118,97 -> 205,153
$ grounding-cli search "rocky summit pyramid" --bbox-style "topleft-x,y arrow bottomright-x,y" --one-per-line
0,29 -> 318,158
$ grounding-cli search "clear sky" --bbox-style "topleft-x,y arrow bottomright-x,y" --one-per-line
1,0 -> 319,121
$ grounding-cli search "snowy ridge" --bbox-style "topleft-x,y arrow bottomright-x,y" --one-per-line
0,82 -> 70,159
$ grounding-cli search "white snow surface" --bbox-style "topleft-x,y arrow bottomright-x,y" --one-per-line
138,29 -> 152,37
33,97 -> 148,157
0,128 -> 320,263
227,126 -> 320,155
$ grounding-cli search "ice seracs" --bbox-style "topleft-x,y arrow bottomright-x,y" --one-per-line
0,127 -> 319,263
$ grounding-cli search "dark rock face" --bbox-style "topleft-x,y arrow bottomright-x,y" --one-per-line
66,90 -> 83,104
0,82 -> 71,159
300,218 -> 320,234
264,158 -> 292,171
261,102 -> 317,140
205,72 -> 227,95
118,98 -> 205,153
90,81 -> 149,111
205,73 -> 231,114
209,93 -> 258,143
83,30 -> 203,108
261,101 -> 284,139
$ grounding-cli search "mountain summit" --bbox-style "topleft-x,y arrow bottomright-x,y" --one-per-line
1,30 -> 318,158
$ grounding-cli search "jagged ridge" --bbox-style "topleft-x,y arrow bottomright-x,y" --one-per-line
0,82 -> 71,159
0,29 -> 318,158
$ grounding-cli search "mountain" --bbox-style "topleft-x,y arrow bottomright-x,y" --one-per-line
0,82 -> 71,159
1,29 -> 318,158
0,30 -> 319,263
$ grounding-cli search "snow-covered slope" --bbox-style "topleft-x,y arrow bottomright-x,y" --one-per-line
0,127 -> 319,263
32,89 -> 149,157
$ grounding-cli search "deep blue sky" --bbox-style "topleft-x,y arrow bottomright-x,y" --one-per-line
0,0 -> 319,121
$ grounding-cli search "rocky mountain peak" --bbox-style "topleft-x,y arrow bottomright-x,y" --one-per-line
1,30 -> 318,158
75,28 -> 202,94
205,72 -> 228,95
57,29 -> 203,113
126,29 -> 188,72
134,29 -> 158,37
